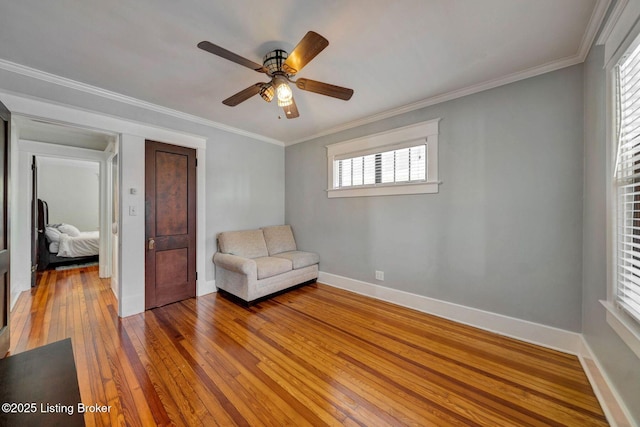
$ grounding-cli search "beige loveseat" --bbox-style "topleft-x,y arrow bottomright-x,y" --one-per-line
213,225 -> 319,304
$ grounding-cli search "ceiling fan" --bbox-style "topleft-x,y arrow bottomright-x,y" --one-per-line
197,31 -> 354,119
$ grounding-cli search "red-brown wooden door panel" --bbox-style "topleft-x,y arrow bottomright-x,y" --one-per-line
145,140 -> 196,309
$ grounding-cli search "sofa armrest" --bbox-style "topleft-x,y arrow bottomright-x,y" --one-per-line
213,252 -> 257,276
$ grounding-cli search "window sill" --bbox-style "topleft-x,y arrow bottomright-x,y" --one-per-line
600,300 -> 640,360
327,181 -> 440,198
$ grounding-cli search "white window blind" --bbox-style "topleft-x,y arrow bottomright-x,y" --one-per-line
333,144 -> 426,189
615,40 -> 640,324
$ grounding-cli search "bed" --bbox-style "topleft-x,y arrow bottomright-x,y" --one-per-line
37,199 -> 99,271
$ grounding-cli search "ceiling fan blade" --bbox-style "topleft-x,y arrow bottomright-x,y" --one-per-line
282,97 -> 299,119
222,83 -> 264,106
282,31 -> 329,75
295,78 -> 354,100
197,41 -> 267,73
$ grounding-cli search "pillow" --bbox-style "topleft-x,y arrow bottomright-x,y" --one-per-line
217,229 -> 268,259
45,226 -> 62,243
261,225 -> 297,255
58,223 -> 81,237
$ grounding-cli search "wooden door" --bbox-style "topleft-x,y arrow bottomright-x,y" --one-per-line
145,140 -> 196,308
0,100 -> 11,357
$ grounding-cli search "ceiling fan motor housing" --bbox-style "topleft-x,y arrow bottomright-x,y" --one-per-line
263,49 -> 289,76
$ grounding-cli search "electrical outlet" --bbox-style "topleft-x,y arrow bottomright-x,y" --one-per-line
375,270 -> 384,281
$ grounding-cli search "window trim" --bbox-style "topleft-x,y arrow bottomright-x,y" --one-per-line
326,119 -> 440,198
605,7 -> 640,359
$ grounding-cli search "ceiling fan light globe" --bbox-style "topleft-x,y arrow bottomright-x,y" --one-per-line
276,81 -> 293,103
277,97 -> 293,107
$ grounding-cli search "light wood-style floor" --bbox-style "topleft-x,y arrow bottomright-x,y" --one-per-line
10,266 -> 608,426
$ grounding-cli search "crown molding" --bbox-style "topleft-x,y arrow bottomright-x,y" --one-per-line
287,0 -> 610,146
579,0 -> 612,56
596,0 -> 629,46
0,59 -> 285,147
288,54 -> 584,145
0,0 -> 609,149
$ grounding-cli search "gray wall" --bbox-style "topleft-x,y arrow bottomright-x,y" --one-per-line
0,68 -> 285,282
205,132 -> 284,280
582,45 -> 640,421
38,159 -> 100,231
286,65 -> 584,331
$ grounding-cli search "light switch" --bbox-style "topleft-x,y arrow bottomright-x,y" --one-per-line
129,205 -> 137,216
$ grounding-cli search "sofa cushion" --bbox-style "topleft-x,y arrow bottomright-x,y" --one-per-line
254,257 -> 292,280
218,229 -> 268,259
262,225 -> 297,255
273,251 -> 319,270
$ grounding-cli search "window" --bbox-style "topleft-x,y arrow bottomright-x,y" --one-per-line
614,40 -> 640,326
327,119 -> 439,198
334,144 -> 426,188
603,7 -> 640,360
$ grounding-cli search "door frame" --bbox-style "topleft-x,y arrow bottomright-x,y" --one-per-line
1,92 -> 208,317
0,99 -> 10,357
30,155 -> 37,287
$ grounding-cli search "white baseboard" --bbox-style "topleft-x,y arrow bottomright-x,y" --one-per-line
10,288 -> 22,311
120,293 -> 145,318
119,280 -> 216,317
318,271 -> 638,426
198,280 -> 217,297
578,337 -> 637,427
110,276 -> 118,299
318,271 -> 581,354
10,279 -> 30,311
9,274 -> 31,311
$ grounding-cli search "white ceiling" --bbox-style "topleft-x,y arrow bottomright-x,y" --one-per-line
0,0 -> 607,145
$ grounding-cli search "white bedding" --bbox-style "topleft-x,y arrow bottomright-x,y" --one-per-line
49,241 -> 59,253
57,231 -> 99,258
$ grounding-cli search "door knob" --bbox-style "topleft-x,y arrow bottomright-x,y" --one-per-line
148,238 -> 155,250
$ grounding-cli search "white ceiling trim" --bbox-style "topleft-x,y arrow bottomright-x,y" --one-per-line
290,0 -> 612,146
290,54 -> 585,145
596,0 -> 629,46
1,91 -> 207,150
0,59 -> 285,147
579,0 -> 612,56
0,0 -> 610,149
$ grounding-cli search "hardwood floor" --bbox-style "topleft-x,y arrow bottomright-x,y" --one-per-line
10,266 -> 608,426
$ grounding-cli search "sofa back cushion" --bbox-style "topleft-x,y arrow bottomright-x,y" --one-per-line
217,229 -> 268,259
262,225 -> 297,255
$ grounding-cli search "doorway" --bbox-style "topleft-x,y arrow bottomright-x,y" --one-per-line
32,156 -> 101,279
10,116 -> 116,302
2,92 -> 208,317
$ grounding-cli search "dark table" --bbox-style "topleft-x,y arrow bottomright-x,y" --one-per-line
0,338 -> 85,426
